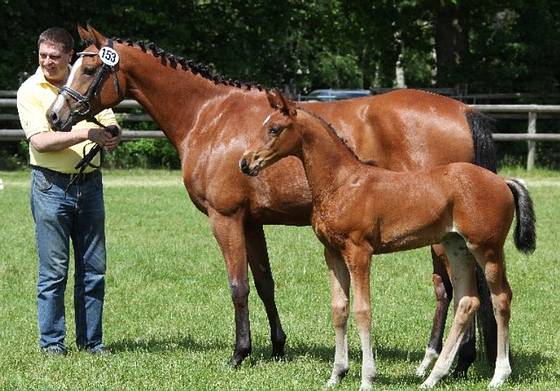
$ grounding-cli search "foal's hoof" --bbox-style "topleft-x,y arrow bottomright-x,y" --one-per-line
420,378 -> 436,389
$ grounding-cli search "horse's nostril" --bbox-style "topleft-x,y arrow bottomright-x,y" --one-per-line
240,158 -> 249,173
50,112 -> 58,122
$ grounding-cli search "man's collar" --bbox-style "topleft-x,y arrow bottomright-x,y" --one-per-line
33,65 -> 72,89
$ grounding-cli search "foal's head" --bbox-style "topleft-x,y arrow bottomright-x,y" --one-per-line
240,89 -> 301,176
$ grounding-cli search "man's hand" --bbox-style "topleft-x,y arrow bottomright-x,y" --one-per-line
87,127 -> 121,152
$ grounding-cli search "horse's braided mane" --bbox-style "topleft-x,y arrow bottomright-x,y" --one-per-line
115,37 -> 263,91
82,37 -> 263,91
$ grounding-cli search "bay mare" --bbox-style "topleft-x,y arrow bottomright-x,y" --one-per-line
240,90 -> 535,389
47,25 -> 498,372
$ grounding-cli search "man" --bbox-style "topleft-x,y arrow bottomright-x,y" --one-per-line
17,27 -> 120,355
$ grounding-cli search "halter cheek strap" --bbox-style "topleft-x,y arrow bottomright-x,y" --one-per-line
58,39 -> 123,190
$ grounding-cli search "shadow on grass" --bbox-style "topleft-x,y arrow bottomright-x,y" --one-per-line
107,335 -> 557,385
253,340 -> 557,385
107,334 -> 230,354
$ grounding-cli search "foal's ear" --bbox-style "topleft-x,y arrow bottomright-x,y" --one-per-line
266,89 -> 297,117
266,89 -> 283,110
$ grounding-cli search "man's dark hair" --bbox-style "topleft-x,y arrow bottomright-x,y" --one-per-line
38,27 -> 74,53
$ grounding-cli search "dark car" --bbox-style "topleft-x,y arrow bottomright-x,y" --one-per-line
302,89 -> 371,101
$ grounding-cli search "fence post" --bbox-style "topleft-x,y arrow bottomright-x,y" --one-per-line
527,112 -> 537,170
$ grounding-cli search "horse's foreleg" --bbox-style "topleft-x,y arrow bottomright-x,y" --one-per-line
324,247 -> 350,388
421,237 -> 479,388
343,243 -> 376,391
208,208 -> 251,367
245,222 -> 286,360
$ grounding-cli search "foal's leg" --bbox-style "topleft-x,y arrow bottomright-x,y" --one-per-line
473,248 -> 512,388
245,223 -> 286,359
208,208 -> 251,367
417,245 -> 452,377
418,244 -> 477,378
421,236 -> 479,388
342,243 -> 376,391
324,247 -> 350,388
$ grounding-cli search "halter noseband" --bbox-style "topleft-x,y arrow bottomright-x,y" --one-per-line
59,38 -> 123,122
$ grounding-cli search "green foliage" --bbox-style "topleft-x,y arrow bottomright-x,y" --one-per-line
104,139 -> 180,169
0,141 -> 28,170
1,1 -> 560,92
315,52 -> 363,89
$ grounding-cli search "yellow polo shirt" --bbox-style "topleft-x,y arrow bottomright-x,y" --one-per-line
17,66 -> 119,173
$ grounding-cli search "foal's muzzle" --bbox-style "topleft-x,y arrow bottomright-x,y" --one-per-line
239,157 -> 260,176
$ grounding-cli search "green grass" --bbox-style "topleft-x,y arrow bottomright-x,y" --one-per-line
1,168 -> 559,390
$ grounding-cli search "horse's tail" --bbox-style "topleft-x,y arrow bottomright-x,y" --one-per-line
506,178 -> 537,254
466,110 -> 498,173
466,109 -> 500,365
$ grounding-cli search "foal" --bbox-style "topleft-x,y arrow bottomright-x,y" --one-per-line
240,90 -> 536,390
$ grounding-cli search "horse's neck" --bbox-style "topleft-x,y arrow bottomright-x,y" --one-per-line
125,52 -> 227,147
298,112 -> 364,200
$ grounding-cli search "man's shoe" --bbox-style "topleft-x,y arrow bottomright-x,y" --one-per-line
88,345 -> 110,355
41,345 -> 67,356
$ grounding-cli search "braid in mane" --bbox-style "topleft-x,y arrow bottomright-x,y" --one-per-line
104,36 -> 264,91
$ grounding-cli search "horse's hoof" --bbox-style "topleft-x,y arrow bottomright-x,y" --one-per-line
359,382 -> 373,391
452,367 -> 468,379
271,345 -> 285,361
228,349 -> 251,368
420,379 -> 436,389
415,366 -> 427,378
228,356 -> 242,368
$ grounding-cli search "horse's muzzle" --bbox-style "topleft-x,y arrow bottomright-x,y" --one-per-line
47,105 -> 73,132
239,157 -> 259,176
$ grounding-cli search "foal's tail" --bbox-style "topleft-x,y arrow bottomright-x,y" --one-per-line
506,178 -> 537,254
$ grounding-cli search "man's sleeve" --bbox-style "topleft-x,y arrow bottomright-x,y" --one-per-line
94,108 -> 119,128
16,86 -> 50,140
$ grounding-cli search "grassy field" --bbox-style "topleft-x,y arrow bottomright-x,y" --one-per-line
0,168 -> 558,390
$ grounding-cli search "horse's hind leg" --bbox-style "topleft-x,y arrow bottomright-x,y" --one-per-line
245,222 -> 286,359
417,244 -> 477,378
324,247 -> 351,388
421,235 -> 479,388
417,245 -> 452,377
472,247 -> 512,388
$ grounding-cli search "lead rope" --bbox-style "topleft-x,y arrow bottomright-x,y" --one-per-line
65,119 -> 119,193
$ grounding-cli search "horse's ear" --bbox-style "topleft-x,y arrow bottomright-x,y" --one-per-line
77,24 -> 93,42
266,89 -> 296,117
266,89 -> 283,110
85,25 -> 108,49
277,90 -> 297,117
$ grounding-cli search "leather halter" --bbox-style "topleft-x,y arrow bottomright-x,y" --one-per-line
59,38 -> 123,122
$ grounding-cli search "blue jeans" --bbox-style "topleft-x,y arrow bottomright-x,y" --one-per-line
30,167 -> 106,350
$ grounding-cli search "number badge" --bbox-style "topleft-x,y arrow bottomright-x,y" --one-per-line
99,47 -> 119,66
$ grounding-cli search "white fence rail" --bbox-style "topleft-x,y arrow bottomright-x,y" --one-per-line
2,98 -> 560,170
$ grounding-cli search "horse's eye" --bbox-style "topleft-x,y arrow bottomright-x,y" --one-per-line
269,126 -> 283,135
83,67 -> 96,76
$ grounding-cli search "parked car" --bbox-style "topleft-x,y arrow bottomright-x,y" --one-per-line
302,89 -> 371,101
